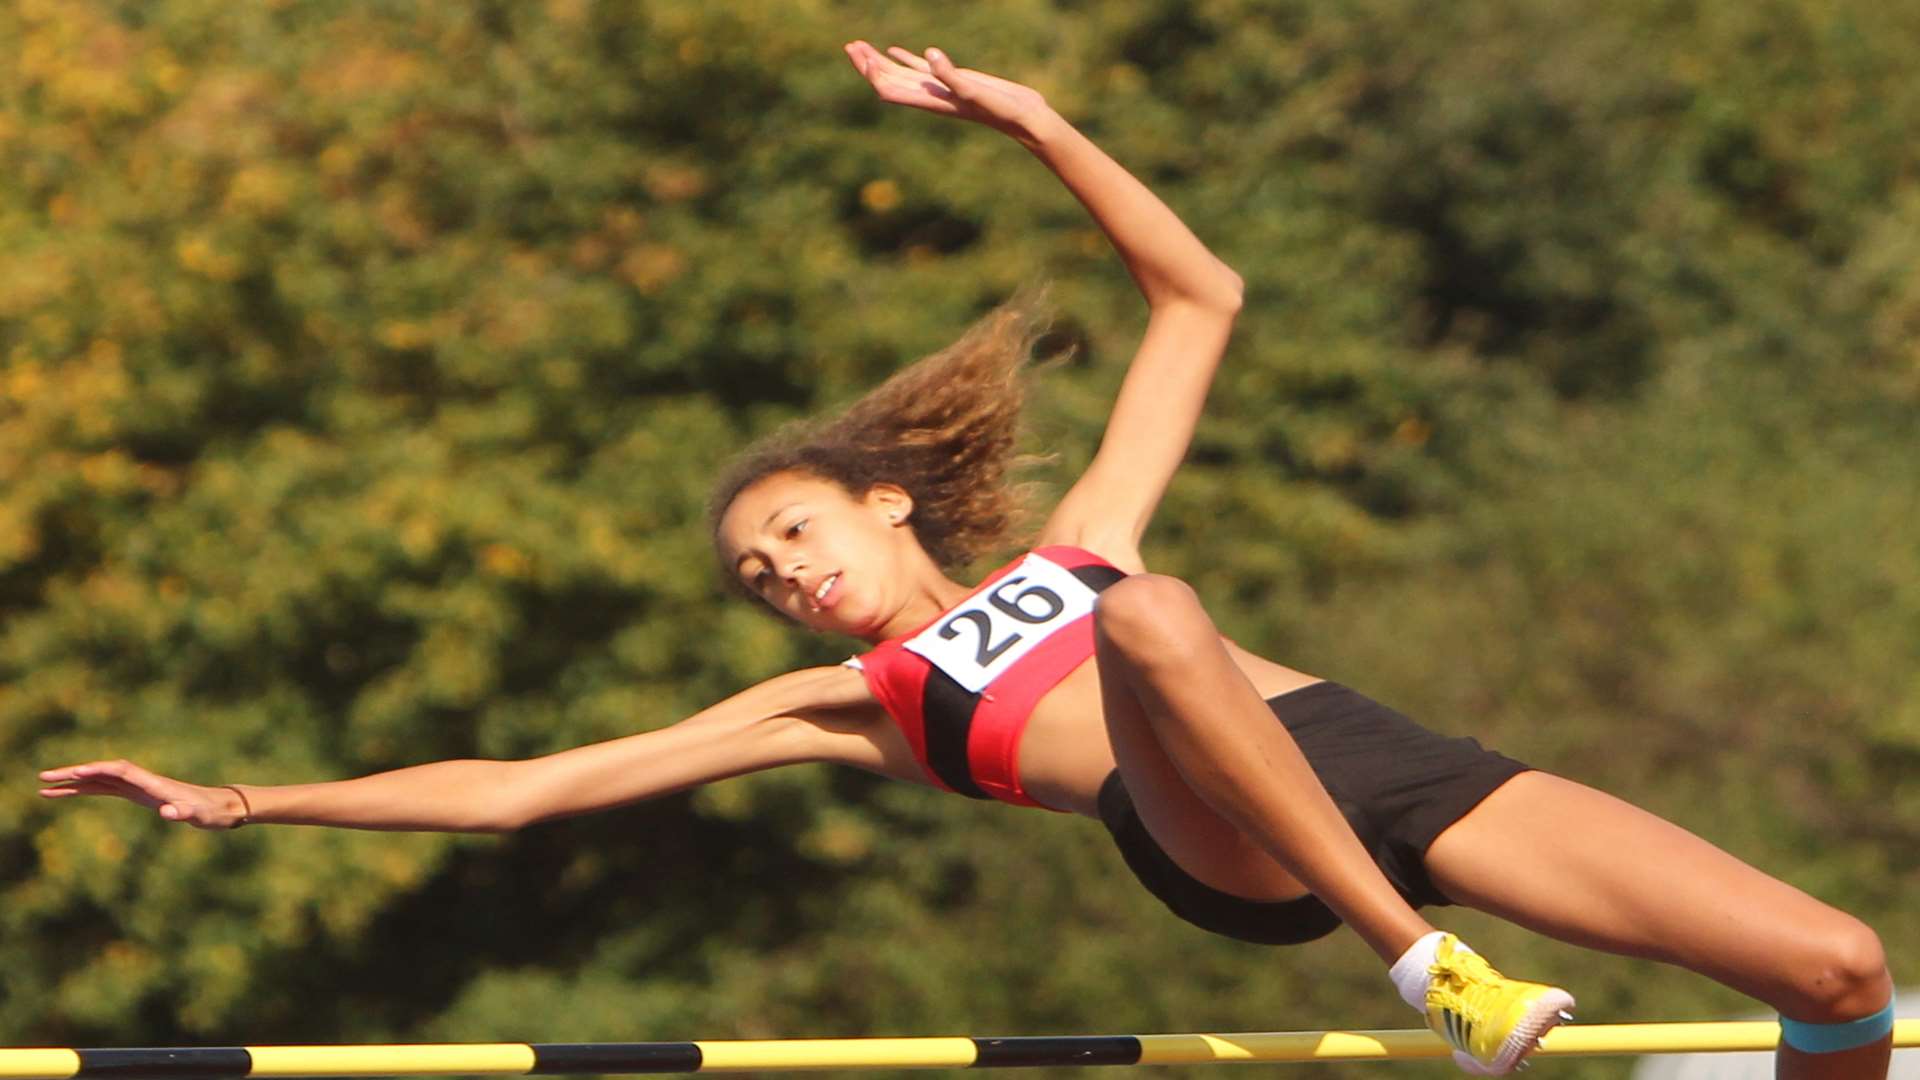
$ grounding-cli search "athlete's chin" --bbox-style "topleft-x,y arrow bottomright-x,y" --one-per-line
820,601 -> 885,639
794,601 -> 867,637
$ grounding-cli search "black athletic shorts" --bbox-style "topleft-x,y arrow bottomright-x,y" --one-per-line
1096,680 -> 1529,946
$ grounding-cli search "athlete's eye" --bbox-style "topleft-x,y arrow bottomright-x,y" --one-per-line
785,519 -> 808,540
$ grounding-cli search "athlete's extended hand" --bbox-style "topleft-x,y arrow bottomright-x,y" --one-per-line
843,41 -> 1054,144
38,759 -> 247,830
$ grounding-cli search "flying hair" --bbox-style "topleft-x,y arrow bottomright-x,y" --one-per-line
710,293 -> 1053,583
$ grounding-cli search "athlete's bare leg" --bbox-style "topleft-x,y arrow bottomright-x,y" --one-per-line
1092,573 -> 1433,964
1425,771 -> 1892,1080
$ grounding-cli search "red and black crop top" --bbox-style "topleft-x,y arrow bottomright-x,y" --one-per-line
848,545 -> 1126,809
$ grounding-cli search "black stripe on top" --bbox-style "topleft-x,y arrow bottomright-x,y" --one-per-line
75,1049 -> 252,1079
1070,565 -> 1126,594
531,1044 -> 703,1074
921,666 -> 989,800
970,1036 -> 1143,1068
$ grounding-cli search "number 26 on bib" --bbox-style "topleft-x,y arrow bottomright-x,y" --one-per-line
903,553 -> 1098,693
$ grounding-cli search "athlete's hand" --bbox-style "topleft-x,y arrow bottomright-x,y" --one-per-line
843,41 -> 1054,143
38,759 -> 247,830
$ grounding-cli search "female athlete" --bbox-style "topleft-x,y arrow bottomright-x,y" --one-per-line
39,42 -> 1892,1078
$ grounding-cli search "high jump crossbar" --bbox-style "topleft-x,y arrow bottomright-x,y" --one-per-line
2,1022 -> 1915,1077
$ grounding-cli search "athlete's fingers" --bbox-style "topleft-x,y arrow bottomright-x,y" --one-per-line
850,41 -> 915,83
39,761 -> 117,782
885,45 -> 933,74
846,43 -> 912,90
924,48 -> 969,95
844,40 -> 879,77
63,759 -> 143,783
39,768 -> 171,809
39,780 -> 137,800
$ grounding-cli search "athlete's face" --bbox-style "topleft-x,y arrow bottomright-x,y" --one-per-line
717,471 -> 915,636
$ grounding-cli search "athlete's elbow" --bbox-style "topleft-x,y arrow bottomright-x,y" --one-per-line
465,764 -> 544,833
475,810 -> 530,834
1213,265 -> 1245,313
460,801 -> 531,834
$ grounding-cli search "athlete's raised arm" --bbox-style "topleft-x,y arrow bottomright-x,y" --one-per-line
39,665 -> 911,833
844,42 -> 1243,572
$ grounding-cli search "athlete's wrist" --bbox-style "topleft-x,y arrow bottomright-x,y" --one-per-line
1010,105 -> 1073,154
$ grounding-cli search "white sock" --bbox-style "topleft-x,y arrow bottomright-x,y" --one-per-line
1389,931 -> 1468,1013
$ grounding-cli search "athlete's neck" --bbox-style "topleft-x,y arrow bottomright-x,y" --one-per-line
868,563 -> 974,643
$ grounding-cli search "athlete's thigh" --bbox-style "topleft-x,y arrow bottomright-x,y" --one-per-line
1094,647 -> 1310,902
1424,770 -> 1859,1005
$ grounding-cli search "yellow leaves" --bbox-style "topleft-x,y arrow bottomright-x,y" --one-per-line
3,361 -> 47,404
0,248 -> 75,319
302,42 -> 425,100
568,233 -> 612,271
544,0 -> 590,26
15,1 -> 148,120
148,49 -> 189,96
375,186 -> 434,250
419,624 -> 498,707
1104,62 -> 1148,94
602,206 -> 646,239
400,515 -> 443,561
478,543 -> 531,579
376,312 -> 460,351
47,192 -> 81,225
619,244 -> 687,295
0,501 -> 41,565
222,163 -> 296,219
1,339 -> 131,454
77,450 -> 136,494
175,231 -> 243,281
801,810 -> 876,865
157,71 -> 277,159
1393,416 -> 1433,447
376,320 -> 435,351
642,163 -> 709,203
1303,425 -> 1362,473
52,947 -> 158,1027
376,846 -> 431,890
860,178 -> 903,213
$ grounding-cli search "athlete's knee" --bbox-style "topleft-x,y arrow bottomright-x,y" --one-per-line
1776,914 -> 1891,1023
1093,574 -> 1213,664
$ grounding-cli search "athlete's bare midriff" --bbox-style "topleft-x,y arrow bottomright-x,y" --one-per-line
1015,640 -> 1322,817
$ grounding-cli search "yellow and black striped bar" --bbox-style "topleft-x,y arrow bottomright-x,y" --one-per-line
2,1022 -> 1915,1078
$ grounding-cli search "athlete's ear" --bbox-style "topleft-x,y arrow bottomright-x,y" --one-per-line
865,484 -> 913,524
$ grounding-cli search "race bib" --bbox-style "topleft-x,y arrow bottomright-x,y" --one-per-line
903,553 -> 1098,693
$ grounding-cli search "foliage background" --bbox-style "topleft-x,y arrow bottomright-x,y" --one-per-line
2,1 -> 1916,1077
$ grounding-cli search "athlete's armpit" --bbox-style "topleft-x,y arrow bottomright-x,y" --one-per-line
781,702 -> 931,786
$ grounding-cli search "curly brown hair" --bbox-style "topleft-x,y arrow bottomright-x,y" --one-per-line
709,294 -> 1051,580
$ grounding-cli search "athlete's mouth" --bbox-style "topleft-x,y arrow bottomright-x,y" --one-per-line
813,572 -> 840,605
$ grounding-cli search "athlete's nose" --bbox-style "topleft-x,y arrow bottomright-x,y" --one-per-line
778,553 -> 807,589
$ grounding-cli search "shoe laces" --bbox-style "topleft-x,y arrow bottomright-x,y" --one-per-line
1431,944 -> 1505,1002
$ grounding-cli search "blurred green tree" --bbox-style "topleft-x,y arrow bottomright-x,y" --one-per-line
1,2 -> 1914,1077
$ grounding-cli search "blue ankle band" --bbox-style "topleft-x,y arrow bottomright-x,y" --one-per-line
1780,997 -> 1896,1054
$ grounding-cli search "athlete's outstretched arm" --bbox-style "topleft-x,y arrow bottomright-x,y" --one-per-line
846,43 -> 1241,570
39,666 -> 909,833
